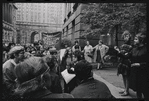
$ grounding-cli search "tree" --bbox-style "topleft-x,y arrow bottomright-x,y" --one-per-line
81,3 -> 146,40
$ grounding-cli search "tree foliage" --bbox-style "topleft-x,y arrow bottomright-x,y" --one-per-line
81,3 -> 146,37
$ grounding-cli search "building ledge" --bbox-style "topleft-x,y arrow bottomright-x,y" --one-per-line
73,3 -> 78,12
67,11 -> 71,18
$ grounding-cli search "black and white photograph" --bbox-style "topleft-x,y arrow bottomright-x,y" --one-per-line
2,3 -> 148,99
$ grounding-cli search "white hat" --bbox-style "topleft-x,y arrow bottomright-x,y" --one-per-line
8,46 -> 24,55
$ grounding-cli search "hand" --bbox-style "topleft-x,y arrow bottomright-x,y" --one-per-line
70,68 -> 74,71
114,46 -> 118,49
131,63 -> 140,67
114,46 -> 120,52
125,53 -> 128,55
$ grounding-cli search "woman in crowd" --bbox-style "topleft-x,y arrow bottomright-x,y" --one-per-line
3,45 -> 9,63
4,43 -> 16,61
13,57 -> 73,99
93,40 -> 109,69
43,55 -> 62,93
60,47 -> 73,93
7,43 -> 16,52
66,50 -> 85,93
114,30 -> 132,96
43,47 -> 50,56
72,40 -> 81,53
82,41 -> 93,63
3,46 -> 25,99
129,33 -> 149,98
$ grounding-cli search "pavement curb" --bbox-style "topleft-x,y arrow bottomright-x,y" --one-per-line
93,73 -> 134,98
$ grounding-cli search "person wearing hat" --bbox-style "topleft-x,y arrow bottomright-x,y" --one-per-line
13,57 -> 73,99
3,46 -> 25,99
71,60 -> 114,98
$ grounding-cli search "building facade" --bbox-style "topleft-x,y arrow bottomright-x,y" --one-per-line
62,3 -> 96,48
3,3 -> 18,44
15,3 -> 65,45
62,3 -> 126,48
16,3 -> 65,28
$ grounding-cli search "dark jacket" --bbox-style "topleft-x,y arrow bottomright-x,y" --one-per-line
3,60 -> 17,99
117,43 -> 132,75
49,71 -> 62,93
129,45 -> 149,93
18,89 -> 73,99
71,78 -> 114,98
60,49 -> 69,73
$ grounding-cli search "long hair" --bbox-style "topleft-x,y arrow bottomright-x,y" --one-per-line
135,33 -> 147,45
73,50 -> 84,61
122,30 -> 131,44
14,57 -> 50,98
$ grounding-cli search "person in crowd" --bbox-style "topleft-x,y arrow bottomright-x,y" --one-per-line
49,47 -> 60,75
72,50 -> 85,63
114,30 -> 132,96
60,47 -> 72,93
82,41 -> 93,63
72,40 -> 81,52
24,46 -> 32,59
129,33 -> 149,98
60,44 -> 71,72
71,60 -> 114,98
38,40 -> 43,50
33,41 -> 40,51
7,42 -> 16,52
93,40 -> 109,69
13,57 -> 73,99
43,56 -> 62,93
64,50 -> 84,93
3,46 -> 25,99
50,47 -> 58,58
33,42 -> 44,57
5,43 -> 16,60
3,45 -> 9,63
66,50 -> 85,93
43,47 -> 50,56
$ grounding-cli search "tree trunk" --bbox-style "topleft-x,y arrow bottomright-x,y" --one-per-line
115,25 -> 118,46
135,20 -> 140,35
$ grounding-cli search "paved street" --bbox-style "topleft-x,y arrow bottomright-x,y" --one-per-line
92,63 -> 137,98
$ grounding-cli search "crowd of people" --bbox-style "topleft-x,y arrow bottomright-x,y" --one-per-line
2,31 -> 149,99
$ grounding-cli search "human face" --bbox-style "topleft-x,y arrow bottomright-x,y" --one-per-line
66,55 -> 72,66
75,42 -> 78,45
98,41 -> 102,45
17,50 -> 25,61
86,41 -> 89,45
72,55 -> 77,62
124,34 -> 130,41
11,44 -> 15,49
51,53 -> 58,58
65,45 -> 68,48
134,37 -> 139,46
27,48 -> 30,52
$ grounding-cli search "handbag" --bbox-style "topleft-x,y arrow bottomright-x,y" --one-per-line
87,53 -> 93,58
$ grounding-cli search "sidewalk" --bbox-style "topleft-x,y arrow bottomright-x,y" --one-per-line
92,63 -> 137,98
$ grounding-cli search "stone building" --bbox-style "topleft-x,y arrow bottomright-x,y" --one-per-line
62,3 -> 100,49
15,3 -> 65,45
2,3 -> 18,44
